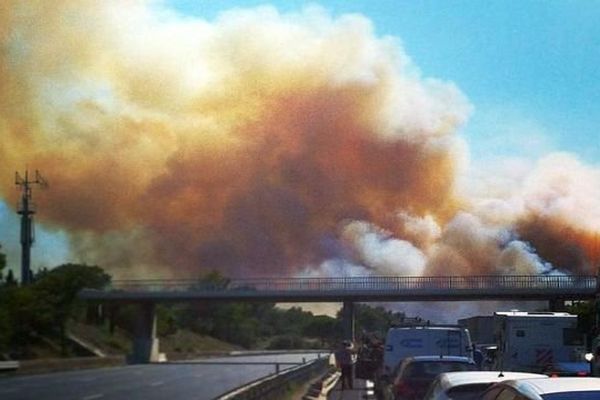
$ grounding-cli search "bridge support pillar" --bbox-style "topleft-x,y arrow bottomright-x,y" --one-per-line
342,301 -> 355,343
128,302 -> 160,364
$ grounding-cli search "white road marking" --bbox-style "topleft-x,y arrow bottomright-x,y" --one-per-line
82,394 -> 104,400
150,381 -> 164,386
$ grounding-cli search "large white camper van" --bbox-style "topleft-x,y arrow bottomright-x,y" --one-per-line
383,325 -> 473,375
493,311 -> 586,373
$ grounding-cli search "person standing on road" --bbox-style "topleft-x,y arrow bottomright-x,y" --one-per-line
593,346 -> 600,377
335,340 -> 356,390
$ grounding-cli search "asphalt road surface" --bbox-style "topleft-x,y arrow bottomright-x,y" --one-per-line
0,353 -> 324,400
327,378 -> 375,400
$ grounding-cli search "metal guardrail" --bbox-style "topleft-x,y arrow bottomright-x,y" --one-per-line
0,361 -> 20,372
79,275 -> 599,302
178,360 -> 305,375
217,357 -> 329,400
100,275 -> 598,293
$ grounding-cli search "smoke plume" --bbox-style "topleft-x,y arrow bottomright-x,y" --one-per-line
1,2 -> 599,280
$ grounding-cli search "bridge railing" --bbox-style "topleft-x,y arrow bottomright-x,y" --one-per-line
101,275 -> 598,293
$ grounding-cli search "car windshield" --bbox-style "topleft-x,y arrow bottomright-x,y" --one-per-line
542,392 -> 600,400
405,361 -> 476,379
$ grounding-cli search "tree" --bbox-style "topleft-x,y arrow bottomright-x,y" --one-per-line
197,270 -> 230,289
32,264 -> 111,354
156,304 -> 178,336
566,300 -> 595,347
353,304 -> 405,339
0,285 -> 44,357
0,244 -> 6,282
303,315 -> 339,347
170,270 -> 274,347
5,270 -> 16,286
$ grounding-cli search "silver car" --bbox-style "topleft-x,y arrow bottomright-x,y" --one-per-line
423,371 -> 547,400
480,377 -> 600,400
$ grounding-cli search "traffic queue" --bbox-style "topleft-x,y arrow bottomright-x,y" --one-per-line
335,311 -> 600,400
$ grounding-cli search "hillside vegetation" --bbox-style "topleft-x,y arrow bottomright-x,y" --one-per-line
0,253 -> 409,360
68,321 -> 240,359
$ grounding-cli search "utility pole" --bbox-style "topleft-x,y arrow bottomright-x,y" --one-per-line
15,170 -> 47,285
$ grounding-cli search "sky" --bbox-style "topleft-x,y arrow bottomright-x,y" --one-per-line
1,0 -> 599,283
171,0 -> 600,162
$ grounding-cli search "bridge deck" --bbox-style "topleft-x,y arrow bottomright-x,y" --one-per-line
79,275 -> 599,302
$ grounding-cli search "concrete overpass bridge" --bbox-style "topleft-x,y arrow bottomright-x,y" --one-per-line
79,274 -> 599,363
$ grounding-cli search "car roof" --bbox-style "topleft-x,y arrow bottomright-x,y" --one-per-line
437,371 -> 547,390
502,377 -> 600,395
408,355 -> 474,363
390,326 -> 463,330
494,311 -> 574,318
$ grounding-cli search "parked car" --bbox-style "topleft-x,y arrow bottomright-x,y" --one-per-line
391,355 -> 477,400
423,371 -> 547,400
480,377 -> 600,400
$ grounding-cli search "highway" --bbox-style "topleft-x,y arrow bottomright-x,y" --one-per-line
327,379 -> 373,400
0,353 -> 324,400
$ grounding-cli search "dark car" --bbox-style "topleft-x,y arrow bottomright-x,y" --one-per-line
392,355 -> 477,400
542,361 -> 591,377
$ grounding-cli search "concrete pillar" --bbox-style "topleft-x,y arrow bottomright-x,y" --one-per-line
596,294 -> 600,335
128,302 -> 160,364
342,301 -> 355,343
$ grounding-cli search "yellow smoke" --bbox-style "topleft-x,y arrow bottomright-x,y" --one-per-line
0,2 -> 469,277
2,2 -> 598,279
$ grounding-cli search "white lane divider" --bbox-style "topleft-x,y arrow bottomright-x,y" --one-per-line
150,381 -> 164,386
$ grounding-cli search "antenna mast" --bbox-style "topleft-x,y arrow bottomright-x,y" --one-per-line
15,170 -> 48,285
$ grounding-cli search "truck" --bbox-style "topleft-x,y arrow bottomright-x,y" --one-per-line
382,325 -> 474,377
492,311 -> 587,374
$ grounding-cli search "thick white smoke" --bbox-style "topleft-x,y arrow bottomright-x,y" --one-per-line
1,2 -> 600,290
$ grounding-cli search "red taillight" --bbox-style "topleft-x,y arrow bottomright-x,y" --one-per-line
577,371 -> 588,377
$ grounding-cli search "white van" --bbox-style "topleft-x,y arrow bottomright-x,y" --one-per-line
383,326 -> 473,375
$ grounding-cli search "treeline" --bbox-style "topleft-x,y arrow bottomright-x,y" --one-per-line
0,248 -> 406,359
3,245 -> 596,360
0,262 -> 110,359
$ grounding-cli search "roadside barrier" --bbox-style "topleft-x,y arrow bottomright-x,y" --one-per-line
217,357 -> 329,400
12,356 -> 125,375
302,369 -> 340,400
0,361 -> 20,372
